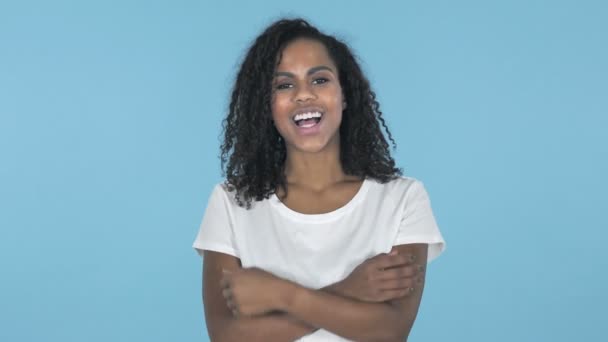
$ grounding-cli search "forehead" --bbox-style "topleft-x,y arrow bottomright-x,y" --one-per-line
276,38 -> 336,71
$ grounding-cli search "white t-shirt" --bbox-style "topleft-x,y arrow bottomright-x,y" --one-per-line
193,176 -> 446,341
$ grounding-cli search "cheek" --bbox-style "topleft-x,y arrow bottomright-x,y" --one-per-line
270,97 -> 291,132
326,85 -> 344,110
271,92 -> 292,113
326,91 -> 345,117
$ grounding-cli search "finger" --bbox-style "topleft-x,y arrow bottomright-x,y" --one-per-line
367,252 -> 390,263
376,288 -> 413,302
377,265 -> 415,280
380,264 -> 424,279
377,277 -> 415,290
376,254 -> 416,270
369,248 -> 402,261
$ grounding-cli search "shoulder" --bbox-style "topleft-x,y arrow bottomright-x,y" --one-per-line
364,176 -> 435,213
208,182 -> 237,205
208,181 -> 266,211
367,176 -> 428,200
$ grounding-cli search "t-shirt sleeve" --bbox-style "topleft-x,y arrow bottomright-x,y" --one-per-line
394,180 -> 446,263
192,184 -> 239,258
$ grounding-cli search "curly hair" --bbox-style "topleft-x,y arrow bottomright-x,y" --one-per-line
220,18 -> 402,208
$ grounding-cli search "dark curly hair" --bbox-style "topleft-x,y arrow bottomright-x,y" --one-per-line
221,18 -> 402,208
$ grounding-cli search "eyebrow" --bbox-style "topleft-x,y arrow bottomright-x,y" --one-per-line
274,65 -> 335,78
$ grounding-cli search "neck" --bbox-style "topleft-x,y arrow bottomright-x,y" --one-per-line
283,140 -> 349,191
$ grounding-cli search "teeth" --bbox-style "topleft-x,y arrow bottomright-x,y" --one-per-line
294,111 -> 322,122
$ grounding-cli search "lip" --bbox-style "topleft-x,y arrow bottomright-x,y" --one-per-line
291,106 -> 325,122
295,118 -> 323,135
292,109 -> 324,136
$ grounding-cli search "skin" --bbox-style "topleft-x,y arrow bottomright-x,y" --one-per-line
202,38 -> 429,341
204,246 -> 426,342
271,38 -> 362,214
271,39 -> 344,168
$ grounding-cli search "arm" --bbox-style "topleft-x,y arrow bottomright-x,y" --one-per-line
203,250 -> 316,342
279,244 -> 428,342
223,244 -> 428,342
202,250 -> 418,341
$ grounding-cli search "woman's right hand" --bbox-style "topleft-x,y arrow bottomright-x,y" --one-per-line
330,247 -> 425,303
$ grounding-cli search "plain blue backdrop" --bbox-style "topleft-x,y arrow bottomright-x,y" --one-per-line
1,0 -> 606,341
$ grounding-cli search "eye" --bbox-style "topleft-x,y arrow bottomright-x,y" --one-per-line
275,83 -> 293,90
312,77 -> 329,85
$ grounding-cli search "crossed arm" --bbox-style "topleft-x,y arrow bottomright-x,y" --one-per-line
202,243 -> 428,342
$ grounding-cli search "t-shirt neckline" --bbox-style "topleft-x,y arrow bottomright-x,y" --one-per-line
269,178 -> 370,223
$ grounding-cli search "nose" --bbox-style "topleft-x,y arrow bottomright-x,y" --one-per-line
293,83 -> 316,103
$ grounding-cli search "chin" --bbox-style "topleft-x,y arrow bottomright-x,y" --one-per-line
289,138 -> 337,154
295,145 -> 326,154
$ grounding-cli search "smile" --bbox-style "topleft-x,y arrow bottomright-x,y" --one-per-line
292,111 -> 323,128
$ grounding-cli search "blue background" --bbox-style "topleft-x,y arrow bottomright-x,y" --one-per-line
1,0 -> 606,341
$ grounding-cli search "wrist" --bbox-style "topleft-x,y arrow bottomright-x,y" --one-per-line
330,280 -> 353,298
277,279 -> 301,312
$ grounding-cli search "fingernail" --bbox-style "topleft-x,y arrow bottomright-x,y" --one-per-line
409,287 -> 415,292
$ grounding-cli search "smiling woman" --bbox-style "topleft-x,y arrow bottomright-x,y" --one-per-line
193,18 -> 446,341
272,39 -> 344,153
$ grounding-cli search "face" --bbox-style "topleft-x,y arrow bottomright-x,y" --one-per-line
271,38 -> 345,154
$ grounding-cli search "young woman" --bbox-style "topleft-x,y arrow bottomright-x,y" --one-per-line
193,18 -> 445,341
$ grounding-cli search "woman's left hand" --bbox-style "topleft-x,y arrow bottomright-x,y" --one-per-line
220,267 -> 294,317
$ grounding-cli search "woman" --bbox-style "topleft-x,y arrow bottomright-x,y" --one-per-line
193,18 -> 445,341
